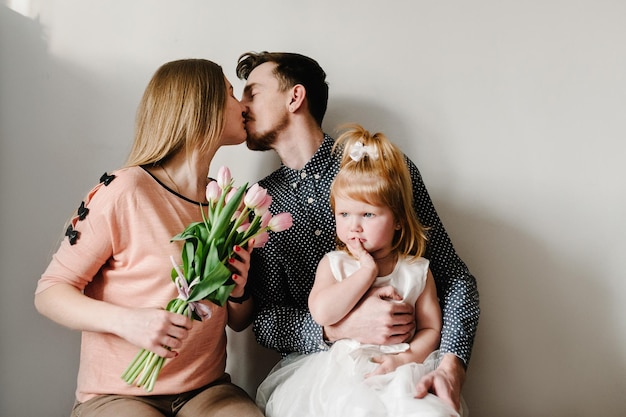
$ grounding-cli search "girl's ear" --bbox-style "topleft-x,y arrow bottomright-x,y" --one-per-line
288,84 -> 306,113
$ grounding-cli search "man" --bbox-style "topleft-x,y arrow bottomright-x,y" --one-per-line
236,51 -> 479,414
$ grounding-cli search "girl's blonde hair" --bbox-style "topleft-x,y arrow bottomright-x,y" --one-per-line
126,59 -> 227,167
331,124 -> 428,260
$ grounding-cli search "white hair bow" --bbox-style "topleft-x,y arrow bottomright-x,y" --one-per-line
349,141 -> 379,162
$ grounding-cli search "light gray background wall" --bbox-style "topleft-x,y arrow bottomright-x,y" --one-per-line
1,1 -> 624,416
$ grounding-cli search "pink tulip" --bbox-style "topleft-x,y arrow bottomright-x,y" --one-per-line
254,194 -> 272,216
244,183 -> 268,209
237,220 -> 251,233
260,211 -> 272,229
268,212 -> 293,233
205,181 -> 221,204
216,166 -> 232,189
253,231 -> 269,248
225,187 -> 245,211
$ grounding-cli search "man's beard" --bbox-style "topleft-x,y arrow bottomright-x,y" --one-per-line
246,114 -> 289,152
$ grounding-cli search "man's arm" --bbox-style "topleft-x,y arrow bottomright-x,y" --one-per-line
406,156 -> 480,365
249,245 -> 328,355
323,285 -> 415,345
405,156 -> 479,412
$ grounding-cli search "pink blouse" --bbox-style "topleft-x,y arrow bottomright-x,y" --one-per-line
36,166 -> 227,402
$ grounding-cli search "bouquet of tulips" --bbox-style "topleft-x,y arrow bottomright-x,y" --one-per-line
121,166 -> 293,391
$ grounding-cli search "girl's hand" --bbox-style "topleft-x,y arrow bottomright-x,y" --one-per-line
346,238 -> 377,273
116,307 -> 193,359
228,240 -> 254,298
365,353 -> 404,378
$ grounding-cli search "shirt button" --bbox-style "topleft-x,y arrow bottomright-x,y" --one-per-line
314,174 -> 320,180
307,197 -> 314,204
314,230 -> 322,236
300,172 -> 307,179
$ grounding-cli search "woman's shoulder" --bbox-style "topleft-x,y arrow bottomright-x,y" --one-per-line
79,166 -> 153,208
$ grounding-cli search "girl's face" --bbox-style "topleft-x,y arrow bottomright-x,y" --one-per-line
334,195 -> 398,258
220,77 -> 247,146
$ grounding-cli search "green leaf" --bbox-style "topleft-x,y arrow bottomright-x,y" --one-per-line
208,184 -> 248,241
211,281 -> 236,306
184,240 -> 196,280
186,243 -> 230,302
171,222 -> 204,241
187,261 -> 232,302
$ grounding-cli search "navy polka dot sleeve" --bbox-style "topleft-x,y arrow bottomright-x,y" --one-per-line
249,135 -> 480,365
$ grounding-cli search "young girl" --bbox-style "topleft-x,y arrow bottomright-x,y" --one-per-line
256,124 -> 459,416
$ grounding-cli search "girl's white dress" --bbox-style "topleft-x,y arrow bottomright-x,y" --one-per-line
256,251 -> 460,417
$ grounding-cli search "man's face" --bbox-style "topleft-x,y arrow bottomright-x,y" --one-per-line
241,62 -> 290,151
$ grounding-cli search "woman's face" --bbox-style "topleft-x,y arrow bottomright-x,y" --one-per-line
220,77 -> 247,146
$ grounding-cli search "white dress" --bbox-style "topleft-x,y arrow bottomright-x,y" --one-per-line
256,251 -> 460,417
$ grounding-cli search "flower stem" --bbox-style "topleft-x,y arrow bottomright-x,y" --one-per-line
121,349 -> 150,383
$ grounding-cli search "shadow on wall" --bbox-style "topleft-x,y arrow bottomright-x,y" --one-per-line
0,6 -> 77,417
1,6 -> 131,417
436,201 -> 625,417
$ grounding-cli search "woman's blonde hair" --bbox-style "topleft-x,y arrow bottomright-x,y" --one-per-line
126,59 -> 227,167
331,124 -> 428,260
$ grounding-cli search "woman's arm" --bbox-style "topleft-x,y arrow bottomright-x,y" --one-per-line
226,242 -> 256,331
366,269 -> 442,376
34,283 -> 192,359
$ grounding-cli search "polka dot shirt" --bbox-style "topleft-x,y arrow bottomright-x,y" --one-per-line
250,135 -> 480,366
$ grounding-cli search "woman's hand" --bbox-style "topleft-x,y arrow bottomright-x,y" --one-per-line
115,307 -> 193,359
34,283 -> 193,359
226,240 -> 255,331
228,240 -> 254,298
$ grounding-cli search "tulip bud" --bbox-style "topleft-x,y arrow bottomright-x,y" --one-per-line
260,211 -> 272,229
268,212 -> 293,233
237,219 -> 251,233
206,181 -> 221,204
244,183 -> 268,209
253,231 -> 269,248
254,194 -> 272,216
216,166 -> 232,190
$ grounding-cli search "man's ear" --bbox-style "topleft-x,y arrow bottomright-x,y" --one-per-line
287,84 -> 306,113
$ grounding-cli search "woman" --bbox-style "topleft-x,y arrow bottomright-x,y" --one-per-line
34,59 -> 263,417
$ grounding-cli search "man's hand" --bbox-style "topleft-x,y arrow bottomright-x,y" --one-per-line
324,285 -> 415,345
415,353 -> 466,413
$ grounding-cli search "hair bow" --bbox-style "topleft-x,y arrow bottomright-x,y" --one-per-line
349,141 -> 379,161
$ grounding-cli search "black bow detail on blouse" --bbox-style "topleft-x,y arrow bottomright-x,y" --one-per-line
100,172 -> 116,186
65,224 -> 79,245
77,201 -> 89,220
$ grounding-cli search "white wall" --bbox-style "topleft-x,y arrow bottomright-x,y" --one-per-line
1,1 -> 625,416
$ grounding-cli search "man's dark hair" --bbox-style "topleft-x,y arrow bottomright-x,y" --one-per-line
236,51 -> 329,126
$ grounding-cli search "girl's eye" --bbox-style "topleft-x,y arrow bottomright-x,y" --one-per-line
338,212 -> 348,218
363,213 -> 374,218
